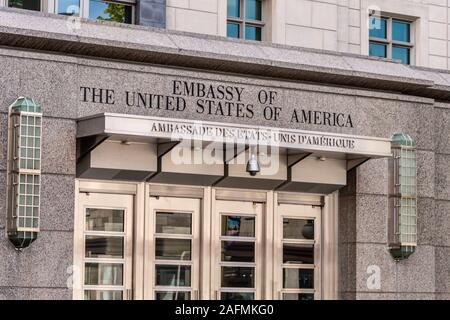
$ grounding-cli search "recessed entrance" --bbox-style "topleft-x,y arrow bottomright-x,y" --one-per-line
73,182 -> 336,300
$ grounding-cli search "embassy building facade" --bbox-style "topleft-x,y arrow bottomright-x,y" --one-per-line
0,0 -> 450,300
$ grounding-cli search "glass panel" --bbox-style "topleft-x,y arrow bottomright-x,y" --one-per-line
392,20 -> 411,42
155,265 -> 191,287
392,46 -> 410,65
221,292 -> 254,300
245,0 -> 262,20
227,22 -> 240,39
85,236 -> 124,258
221,267 -> 254,288
221,216 -> 255,237
369,17 -> 387,39
283,219 -> 314,240
84,263 -> 123,286
155,291 -> 191,300
89,0 -> 133,24
283,293 -> 314,300
221,241 -> 255,262
227,0 -> 240,18
283,243 -> 314,264
156,212 -> 191,235
245,25 -> 262,41
155,238 -> 191,261
85,208 -> 124,232
58,0 -> 80,16
369,42 -> 387,58
84,290 -> 123,300
8,0 -> 40,11
283,268 -> 314,289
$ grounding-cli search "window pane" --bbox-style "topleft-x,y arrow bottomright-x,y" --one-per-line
245,0 -> 262,20
392,20 -> 411,42
369,17 -> 387,39
89,0 -> 133,24
283,219 -> 314,240
156,265 -> 191,287
283,243 -> 314,264
85,208 -> 124,232
283,293 -> 314,300
245,25 -> 262,41
155,238 -> 191,261
283,268 -> 314,289
155,291 -> 191,300
227,0 -> 240,18
84,290 -> 123,300
227,22 -> 240,39
221,267 -> 254,288
85,236 -> 124,258
58,0 -> 80,16
84,263 -> 123,286
221,241 -> 255,262
156,212 -> 191,235
392,46 -> 410,65
8,0 -> 40,11
221,216 -> 255,237
369,42 -> 387,58
221,292 -> 254,300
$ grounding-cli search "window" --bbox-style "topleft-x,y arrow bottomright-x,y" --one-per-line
53,0 -> 135,24
8,0 -> 40,11
227,0 -> 264,41
369,16 -> 413,65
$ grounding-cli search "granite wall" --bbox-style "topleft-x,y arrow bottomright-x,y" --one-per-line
0,45 -> 442,299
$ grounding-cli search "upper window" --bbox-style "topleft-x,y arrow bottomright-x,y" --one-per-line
88,0 -> 133,24
369,16 -> 413,65
8,0 -> 40,11
227,0 -> 264,41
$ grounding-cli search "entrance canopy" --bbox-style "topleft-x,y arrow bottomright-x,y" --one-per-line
76,113 -> 392,193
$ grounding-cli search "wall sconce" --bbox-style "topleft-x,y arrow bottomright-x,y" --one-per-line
6,97 -> 42,250
388,133 -> 417,260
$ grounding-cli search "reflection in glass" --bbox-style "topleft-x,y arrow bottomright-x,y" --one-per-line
85,208 -> 124,232
221,241 -> 255,262
155,291 -> 191,300
221,292 -> 254,300
155,238 -> 191,261
392,20 -> 410,42
283,243 -> 314,264
156,265 -> 191,287
245,0 -> 262,20
283,268 -> 314,289
369,17 -> 387,39
156,212 -> 191,235
89,0 -> 133,24
8,0 -> 40,11
84,290 -> 123,300
392,46 -> 410,65
283,219 -> 314,240
283,293 -> 314,300
369,42 -> 387,58
84,263 -> 123,286
245,25 -> 262,41
85,236 -> 124,258
221,216 -> 255,237
227,0 -> 240,18
221,267 -> 254,288
227,22 -> 240,39
58,0 -> 80,16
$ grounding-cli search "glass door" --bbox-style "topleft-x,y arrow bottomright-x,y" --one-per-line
275,203 -> 321,300
144,196 -> 201,300
78,192 -> 134,300
212,200 -> 263,300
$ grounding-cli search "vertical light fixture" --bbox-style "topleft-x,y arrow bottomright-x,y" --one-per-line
6,97 -> 42,249
388,133 -> 417,260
